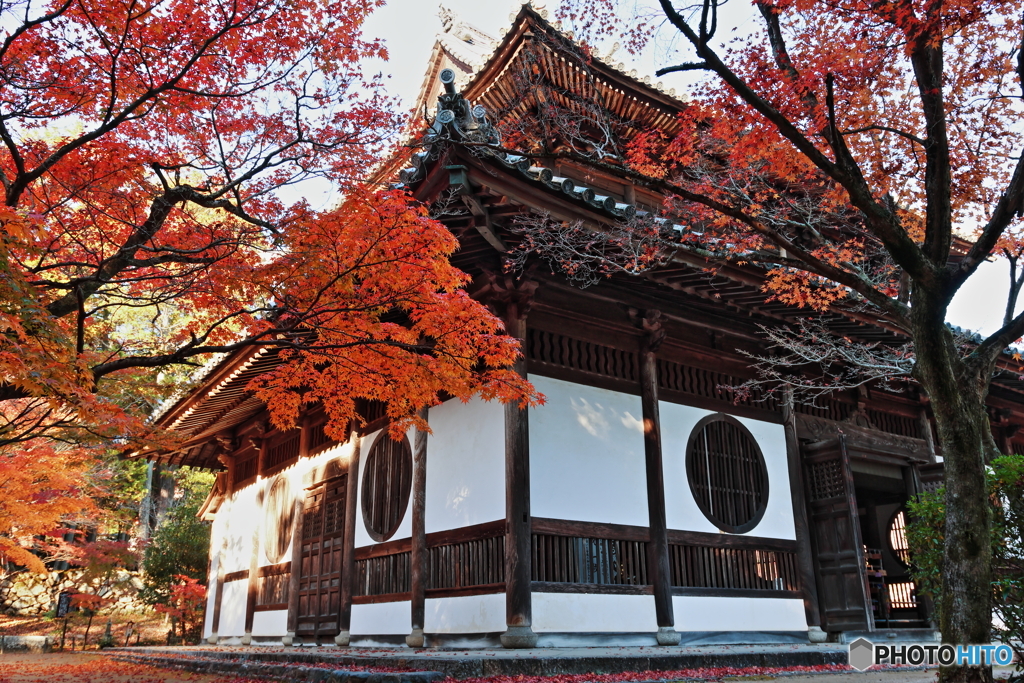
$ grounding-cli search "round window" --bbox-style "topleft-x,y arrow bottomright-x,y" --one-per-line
263,475 -> 295,564
888,508 -> 911,566
361,433 -> 413,542
686,414 -> 769,534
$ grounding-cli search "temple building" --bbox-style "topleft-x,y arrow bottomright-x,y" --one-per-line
143,4 -> 1017,648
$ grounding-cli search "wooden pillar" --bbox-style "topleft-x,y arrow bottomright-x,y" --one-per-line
501,304 -> 537,648
243,426 -> 266,645
335,430 -> 361,646
407,408 -> 429,648
636,310 -> 679,645
283,494 -> 304,645
917,401 -> 937,461
781,387 -> 826,642
470,271 -> 538,648
209,531 -> 227,644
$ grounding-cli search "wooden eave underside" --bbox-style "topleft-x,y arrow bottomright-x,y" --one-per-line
416,145 -> 1024,415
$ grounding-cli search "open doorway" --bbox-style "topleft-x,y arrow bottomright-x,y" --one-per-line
852,463 -> 931,629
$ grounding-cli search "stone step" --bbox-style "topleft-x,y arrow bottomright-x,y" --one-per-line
106,651 -> 446,683
105,644 -> 849,680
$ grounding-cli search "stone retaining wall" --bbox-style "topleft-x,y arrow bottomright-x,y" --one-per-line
0,570 -> 150,616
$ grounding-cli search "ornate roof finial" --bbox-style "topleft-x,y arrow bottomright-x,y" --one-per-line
438,5 -> 456,33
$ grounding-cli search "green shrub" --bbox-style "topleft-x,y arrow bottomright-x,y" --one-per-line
907,454 -> 1024,678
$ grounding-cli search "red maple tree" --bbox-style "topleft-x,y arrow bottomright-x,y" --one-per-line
0,0 -> 536,566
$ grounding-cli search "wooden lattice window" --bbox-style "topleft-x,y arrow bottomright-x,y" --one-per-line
686,414 -> 769,534
361,434 -> 412,542
888,508 -> 911,566
265,432 -> 300,472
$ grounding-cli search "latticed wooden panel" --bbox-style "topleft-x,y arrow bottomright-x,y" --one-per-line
527,328 -> 638,382
659,359 -> 780,411
354,552 -> 411,596
361,435 -> 412,542
307,420 -> 342,454
531,534 -> 648,586
266,432 -> 300,470
668,545 -> 800,591
256,571 -> 289,606
687,417 -> 768,532
807,460 -> 845,501
235,455 -> 258,483
426,536 -> 505,589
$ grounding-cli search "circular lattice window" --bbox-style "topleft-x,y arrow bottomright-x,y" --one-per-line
263,475 -> 295,564
888,508 -> 911,567
686,414 -> 769,534
361,434 -> 413,542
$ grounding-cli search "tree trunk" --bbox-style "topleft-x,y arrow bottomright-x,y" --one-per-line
912,306 -> 994,683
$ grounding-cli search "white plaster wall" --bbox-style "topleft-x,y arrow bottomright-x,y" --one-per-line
251,609 -> 288,637
354,429 -> 413,547
529,376 -> 649,527
672,596 -> 807,631
425,397 -> 506,533
660,402 -> 796,539
424,593 -> 506,633
351,601 -> 412,635
203,526 -> 221,639
533,593 -> 656,632
218,581 -> 248,637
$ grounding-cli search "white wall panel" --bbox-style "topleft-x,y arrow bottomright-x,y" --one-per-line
659,402 -> 795,539
673,596 -> 807,631
351,601 -> 412,635
424,593 -> 506,633
529,376 -> 648,526
251,609 -> 288,637
425,398 -> 506,533
218,581 -> 248,637
533,593 -> 656,632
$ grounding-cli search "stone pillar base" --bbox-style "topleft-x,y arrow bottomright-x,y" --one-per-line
240,632 -> 252,646
656,626 -> 681,646
334,630 -> 351,647
206,634 -> 218,645
406,628 -> 425,648
500,625 -> 538,649
807,626 -> 828,643
281,632 -> 295,646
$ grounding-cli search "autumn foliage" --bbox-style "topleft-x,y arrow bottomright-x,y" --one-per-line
0,0 -> 537,570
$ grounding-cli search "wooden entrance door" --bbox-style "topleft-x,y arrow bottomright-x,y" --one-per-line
803,436 -> 873,632
296,475 -> 346,638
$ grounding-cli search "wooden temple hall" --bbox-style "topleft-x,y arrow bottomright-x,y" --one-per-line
142,4 -> 1024,648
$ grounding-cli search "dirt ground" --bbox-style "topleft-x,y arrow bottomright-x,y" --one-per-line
0,613 -> 172,648
0,653 -> 260,682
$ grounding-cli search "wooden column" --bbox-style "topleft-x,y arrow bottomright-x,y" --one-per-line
501,302 -> 537,648
472,271 -> 538,648
243,428 -> 265,645
407,408 -> 429,647
283,494 -> 304,645
917,400 -> 937,461
635,310 -> 679,645
335,430 -> 361,646
782,387 -> 826,641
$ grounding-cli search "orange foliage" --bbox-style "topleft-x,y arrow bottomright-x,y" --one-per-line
0,440 -> 94,572
0,0 -> 537,451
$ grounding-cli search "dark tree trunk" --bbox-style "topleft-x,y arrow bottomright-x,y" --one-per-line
911,300 -> 994,683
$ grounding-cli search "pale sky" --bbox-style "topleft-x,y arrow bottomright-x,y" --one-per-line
361,0 -> 1012,337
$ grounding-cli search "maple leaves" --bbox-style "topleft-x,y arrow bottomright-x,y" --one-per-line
0,0 -> 536,569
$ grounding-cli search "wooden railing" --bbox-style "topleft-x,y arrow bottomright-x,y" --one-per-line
532,518 -> 801,597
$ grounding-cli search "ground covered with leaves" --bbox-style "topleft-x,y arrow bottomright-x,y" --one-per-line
0,654 -> 265,683
0,613 -> 170,647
